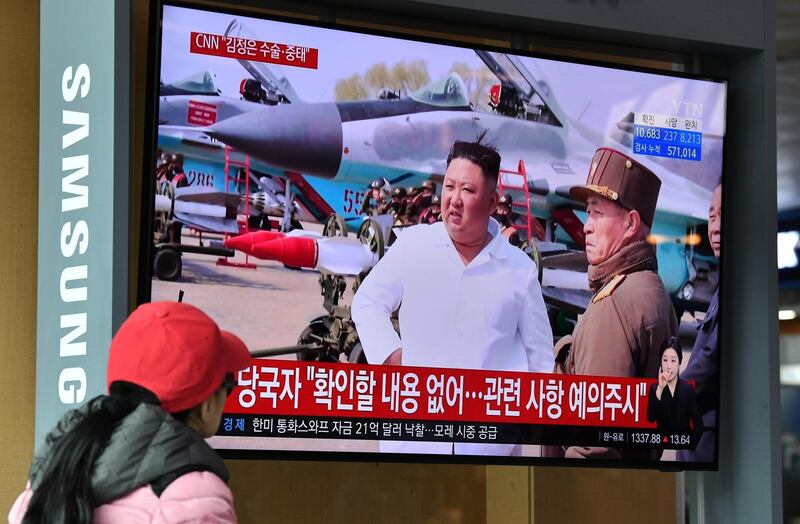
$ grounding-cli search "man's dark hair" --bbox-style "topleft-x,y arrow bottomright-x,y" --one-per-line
446,140 -> 501,184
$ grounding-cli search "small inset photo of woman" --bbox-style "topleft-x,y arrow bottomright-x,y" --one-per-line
647,337 -> 704,460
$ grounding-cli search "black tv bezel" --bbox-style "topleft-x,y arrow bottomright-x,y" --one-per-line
139,0 -> 726,471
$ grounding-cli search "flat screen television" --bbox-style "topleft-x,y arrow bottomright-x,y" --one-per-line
140,0 -> 726,469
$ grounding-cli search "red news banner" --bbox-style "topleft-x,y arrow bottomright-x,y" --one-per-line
190,32 -> 319,69
225,359 -> 658,429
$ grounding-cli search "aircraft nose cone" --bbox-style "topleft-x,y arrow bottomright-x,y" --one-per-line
208,103 -> 343,179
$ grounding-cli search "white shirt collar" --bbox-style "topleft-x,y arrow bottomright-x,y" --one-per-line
436,217 -> 509,263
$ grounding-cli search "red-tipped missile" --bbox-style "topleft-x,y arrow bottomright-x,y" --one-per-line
224,229 -> 324,255
252,236 -> 318,268
251,236 -> 379,275
224,230 -> 285,254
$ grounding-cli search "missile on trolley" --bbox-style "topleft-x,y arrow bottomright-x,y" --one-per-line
155,193 -> 234,218
224,229 -> 323,255
250,235 -> 378,275
154,189 -> 240,233
224,230 -> 286,253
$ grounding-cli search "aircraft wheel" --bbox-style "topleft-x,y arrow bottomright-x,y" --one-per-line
153,247 -> 182,281
323,214 -> 348,237
297,316 -> 333,362
357,218 -> 385,258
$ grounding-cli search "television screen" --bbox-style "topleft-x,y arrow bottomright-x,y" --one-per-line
142,1 -> 726,468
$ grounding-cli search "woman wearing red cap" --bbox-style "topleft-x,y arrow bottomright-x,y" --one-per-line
9,301 -> 251,523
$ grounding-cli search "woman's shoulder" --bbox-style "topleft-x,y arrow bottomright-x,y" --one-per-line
94,472 -> 236,523
160,470 -> 234,502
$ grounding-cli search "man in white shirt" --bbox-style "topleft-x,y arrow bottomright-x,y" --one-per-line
351,141 -> 553,455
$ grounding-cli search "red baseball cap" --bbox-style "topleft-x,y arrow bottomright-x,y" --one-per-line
106,301 -> 251,413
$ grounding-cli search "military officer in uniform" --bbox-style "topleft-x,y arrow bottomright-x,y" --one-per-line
402,187 -> 422,224
418,180 -> 436,210
494,194 -> 521,246
553,147 -> 678,460
419,195 -> 441,224
406,180 -> 436,223
379,187 -> 408,218
361,177 -> 389,215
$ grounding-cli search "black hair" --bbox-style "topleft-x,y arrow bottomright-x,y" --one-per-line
21,382 -> 175,524
660,336 -> 683,365
446,139 -> 501,184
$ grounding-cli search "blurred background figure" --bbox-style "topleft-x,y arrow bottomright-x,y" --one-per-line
494,194 -> 521,246
419,194 -> 442,224
361,177 -> 390,215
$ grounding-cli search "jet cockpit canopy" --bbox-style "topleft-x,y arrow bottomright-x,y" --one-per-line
160,69 -> 219,96
408,73 -> 470,108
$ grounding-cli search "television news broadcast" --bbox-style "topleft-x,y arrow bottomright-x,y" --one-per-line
144,2 -> 726,468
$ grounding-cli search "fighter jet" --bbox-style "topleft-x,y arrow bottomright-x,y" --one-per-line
156,19 -> 371,228
155,18 -> 722,311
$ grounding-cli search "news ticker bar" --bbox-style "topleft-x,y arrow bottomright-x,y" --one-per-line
218,414 -> 696,450
224,360 -> 663,429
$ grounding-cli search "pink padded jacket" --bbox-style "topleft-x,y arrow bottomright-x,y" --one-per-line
9,472 -> 236,523
8,402 -> 237,523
